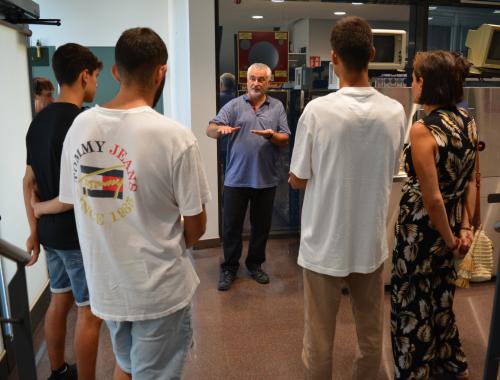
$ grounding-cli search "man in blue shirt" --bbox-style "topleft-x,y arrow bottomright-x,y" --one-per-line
219,72 -> 236,108
218,73 -> 236,175
207,63 -> 290,291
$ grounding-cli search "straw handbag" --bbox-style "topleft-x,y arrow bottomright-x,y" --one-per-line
470,225 -> 494,282
469,149 -> 494,282
454,250 -> 473,288
455,147 -> 494,288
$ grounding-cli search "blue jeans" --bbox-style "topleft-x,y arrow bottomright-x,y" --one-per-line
44,246 -> 90,306
106,305 -> 193,380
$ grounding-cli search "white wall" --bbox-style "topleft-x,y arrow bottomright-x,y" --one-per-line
309,19 -> 333,61
166,0 -> 191,127
187,0 -> 219,240
31,0 -> 169,47
291,19 -> 309,54
31,0 -> 170,113
0,24 -> 49,310
32,0 -> 219,239
165,0 -> 219,239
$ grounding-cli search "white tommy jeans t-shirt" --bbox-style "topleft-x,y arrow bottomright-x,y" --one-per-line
290,87 -> 406,277
59,105 -> 211,321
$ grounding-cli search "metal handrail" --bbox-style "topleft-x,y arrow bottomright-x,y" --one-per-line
0,238 -> 30,264
0,238 -> 37,379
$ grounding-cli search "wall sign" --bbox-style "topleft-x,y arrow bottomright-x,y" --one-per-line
309,56 -> 321,68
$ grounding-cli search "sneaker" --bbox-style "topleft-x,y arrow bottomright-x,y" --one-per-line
47,363 -> 77,380
248,267 -> 270,284
218,269 -> 236,291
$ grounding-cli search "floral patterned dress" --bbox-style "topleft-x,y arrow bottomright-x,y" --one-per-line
391,106 -> 477,379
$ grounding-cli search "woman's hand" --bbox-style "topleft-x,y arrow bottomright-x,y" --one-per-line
447,236 -> 465,259
459,228 -> 473,254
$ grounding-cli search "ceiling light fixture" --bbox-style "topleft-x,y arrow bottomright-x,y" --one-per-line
252,15 -> 264,19
494,9 -> 500,13
334,11 -> 347,15
271,0 -> 285,2
428,17 -> 433,20
352,2 -> 364,5
429,6 -> 438,10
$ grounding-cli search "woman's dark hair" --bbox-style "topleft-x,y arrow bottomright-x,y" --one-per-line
115,27 -> 168,86
413,51 -> 471,106
330,16 -> 373,72
52,43 -> 102,85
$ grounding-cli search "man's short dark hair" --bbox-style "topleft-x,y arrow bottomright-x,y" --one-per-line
330,16 -> 373,72
414,51 -> 471,106
33,77 -> 54,95
220,73 -> 235,91
115,27 -> 168,86
52,43 -> 102,86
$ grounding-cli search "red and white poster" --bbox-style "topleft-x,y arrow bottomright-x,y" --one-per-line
237,31 -> 289,84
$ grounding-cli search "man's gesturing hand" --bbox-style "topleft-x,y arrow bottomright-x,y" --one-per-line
218,125 -> 241,136
251,129 -> 274,139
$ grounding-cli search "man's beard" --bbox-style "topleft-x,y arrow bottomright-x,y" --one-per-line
153,77 -> 166,108
248,88 -> 265,102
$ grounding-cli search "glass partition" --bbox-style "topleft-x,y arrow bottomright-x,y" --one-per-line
428,5 -> 500,53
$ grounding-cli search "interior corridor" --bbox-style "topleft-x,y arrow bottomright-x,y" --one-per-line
20,239 -> 495,380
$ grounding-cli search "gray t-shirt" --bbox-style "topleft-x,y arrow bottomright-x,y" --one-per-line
211,94 -> 290,188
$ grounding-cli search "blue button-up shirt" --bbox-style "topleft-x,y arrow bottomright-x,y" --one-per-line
211,94 -> 290,188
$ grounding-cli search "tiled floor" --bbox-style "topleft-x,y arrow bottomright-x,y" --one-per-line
28,239 -> 496,380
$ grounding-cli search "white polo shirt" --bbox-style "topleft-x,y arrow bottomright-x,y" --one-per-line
59,105 -> 211,321
290,87 -> 406,276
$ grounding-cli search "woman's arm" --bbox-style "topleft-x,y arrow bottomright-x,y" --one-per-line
462,166 -> 477,229
458,167 -> 477,250
410,122 -> 459,251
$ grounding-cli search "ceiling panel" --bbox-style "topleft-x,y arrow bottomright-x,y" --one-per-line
219,0 -> 410,28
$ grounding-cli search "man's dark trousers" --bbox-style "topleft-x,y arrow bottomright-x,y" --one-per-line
222,185 -> 276,273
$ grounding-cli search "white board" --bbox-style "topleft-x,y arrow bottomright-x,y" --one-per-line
0,22 -> 49,338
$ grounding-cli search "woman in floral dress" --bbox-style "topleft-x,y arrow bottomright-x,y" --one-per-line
391,51 -> 477,380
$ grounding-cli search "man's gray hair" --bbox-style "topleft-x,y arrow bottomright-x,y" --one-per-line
247,63 -> 272,79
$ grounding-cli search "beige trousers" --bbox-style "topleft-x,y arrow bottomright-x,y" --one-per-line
302,265 -> 384,380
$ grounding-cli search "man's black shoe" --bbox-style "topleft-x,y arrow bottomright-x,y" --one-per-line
47,363 -> 77,380
218,269 -> 236,291
248,267 -> 270,284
